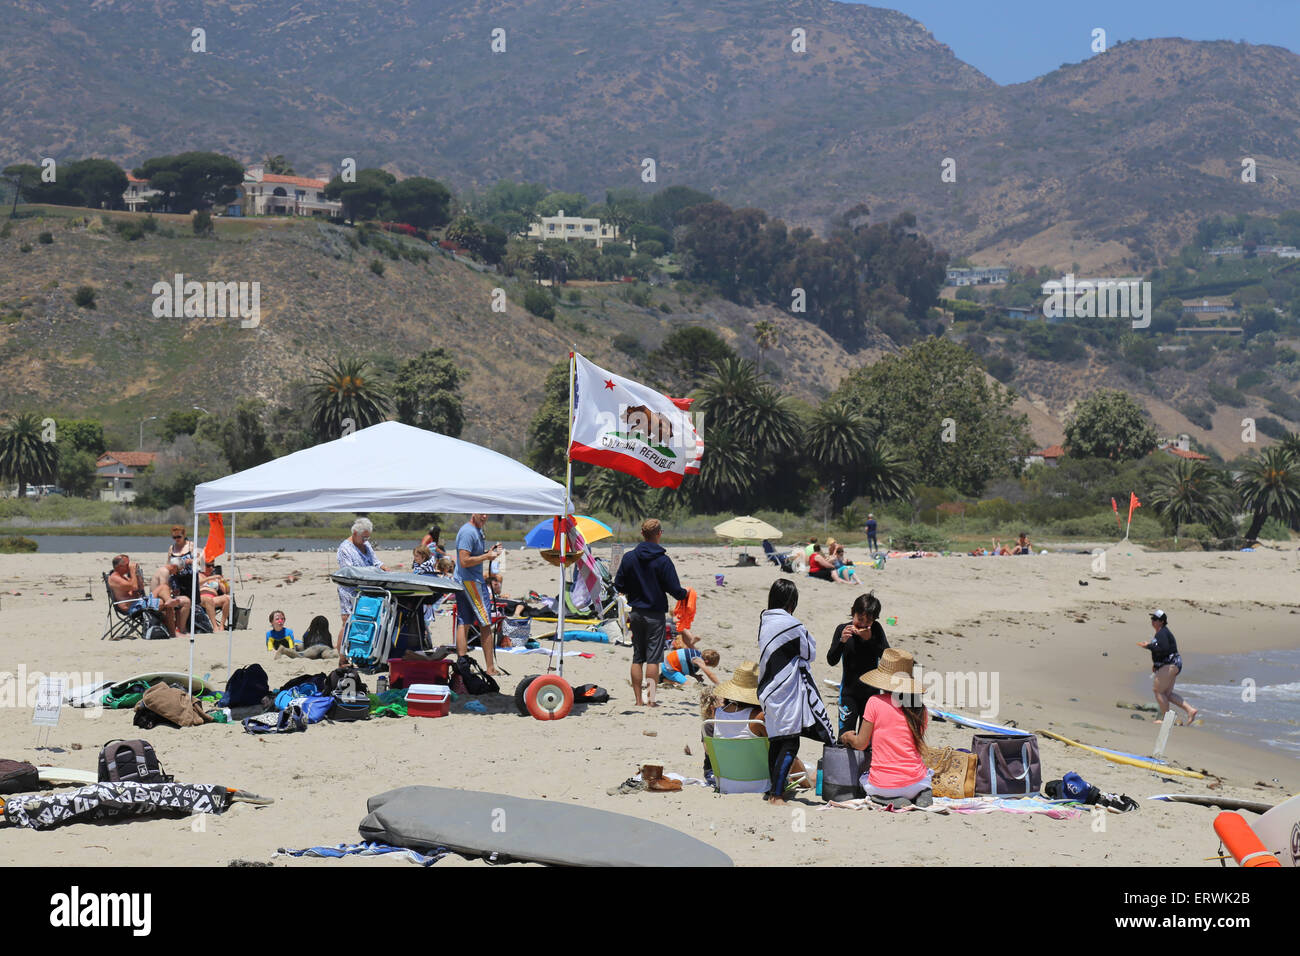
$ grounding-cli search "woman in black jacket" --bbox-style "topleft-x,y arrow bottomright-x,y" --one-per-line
827,592 -> 890,735
1137,609 -> 1198,725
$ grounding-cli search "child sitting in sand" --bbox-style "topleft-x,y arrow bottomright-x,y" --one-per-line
266,610 -> 300,653
274,614 -> 335,659
832,546 -> 857,582
661,646 -> 720,686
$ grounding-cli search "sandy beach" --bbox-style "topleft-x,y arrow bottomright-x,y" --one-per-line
1,541 -> 1296,867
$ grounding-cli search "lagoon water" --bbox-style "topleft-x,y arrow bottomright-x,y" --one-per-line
25,535 -> 341,555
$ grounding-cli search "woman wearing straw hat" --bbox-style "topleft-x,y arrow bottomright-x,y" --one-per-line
839,648 -> 933,808
757,579 -> 834,805
705,662 -> 814,792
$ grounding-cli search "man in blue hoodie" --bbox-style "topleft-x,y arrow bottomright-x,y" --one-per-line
614,518 -> 687,707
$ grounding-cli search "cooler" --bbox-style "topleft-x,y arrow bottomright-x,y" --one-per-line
407,683 -> 450,718
389,658 -> 452,689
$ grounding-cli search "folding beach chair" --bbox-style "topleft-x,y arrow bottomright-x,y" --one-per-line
344,587 -> 397,670
702,719 -> 770,795
100,573 -> 170,642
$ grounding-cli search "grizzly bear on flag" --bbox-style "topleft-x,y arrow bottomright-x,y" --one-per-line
622,403 -> 674,445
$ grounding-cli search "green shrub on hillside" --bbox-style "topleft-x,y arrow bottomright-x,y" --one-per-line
38,231 -> 53,244
73,286 -> 96,309
369,259 -> 385,276
891,527 -> 951,552
524,286 -> 554,320
0,536 -> 37,554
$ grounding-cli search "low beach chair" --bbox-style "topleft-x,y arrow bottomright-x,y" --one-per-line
100,573 -> 170,642
702,718 -> 770,795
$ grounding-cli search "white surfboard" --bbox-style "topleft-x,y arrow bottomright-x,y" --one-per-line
1252,792 -> 1300,867
37,768 -> 99,787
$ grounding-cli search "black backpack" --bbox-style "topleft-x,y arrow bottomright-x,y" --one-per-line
0,759 -> 39,794
455,657 -> 499,695
328,696 -> 370,721
572,683 -> 610,704
98,739 -> 172,784
326,666 -> 368,697
225,663 -> 270,708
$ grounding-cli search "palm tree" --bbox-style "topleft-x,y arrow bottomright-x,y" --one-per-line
805,400 -> 873,511
859,439 -> 914,505
1147,459 -> 1233,538
696,356 -> 761,434
754,319 -> 778,372
584,469 -> 648,540
1277,430 -> 1300,463
1236,446 -> 1300,540
0,412 -> 59,497
309,357 -> 392,443
691,430 -> 753,512
738,386 -> 800,460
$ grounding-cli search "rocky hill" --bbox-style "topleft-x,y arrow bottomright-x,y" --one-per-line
8,1 -> 1299,268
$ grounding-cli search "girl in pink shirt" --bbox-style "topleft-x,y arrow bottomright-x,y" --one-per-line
839,648 -> 932,806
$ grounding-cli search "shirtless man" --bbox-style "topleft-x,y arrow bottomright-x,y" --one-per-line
108,553 -> 190,637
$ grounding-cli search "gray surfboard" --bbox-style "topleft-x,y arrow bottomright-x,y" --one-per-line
360,786 -> 733,867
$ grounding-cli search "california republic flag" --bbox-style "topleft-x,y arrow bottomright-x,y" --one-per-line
569,352 -> 703,488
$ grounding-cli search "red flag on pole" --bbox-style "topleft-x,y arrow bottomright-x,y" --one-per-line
1127,492 -> 1141,525
203,513 -> 225,563
1111,497 -> 1122,532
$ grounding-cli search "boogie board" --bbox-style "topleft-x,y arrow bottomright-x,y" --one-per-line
112,672 -> 216,697
928,707 -> 1032,737
330,567 -> 463,596
1252,792 -> 1300,867
1038,730 -> 1203,778
360,786 -> 732,867
1148,794 -> 1275,815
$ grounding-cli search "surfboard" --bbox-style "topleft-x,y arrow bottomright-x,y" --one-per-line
928,707 -> 1032,737
109,672 -> 216,698
1038,730 -> 1203,778
1148,794 -> 1275,814
360,785 -> 733,867
330,567 -> 463,595
37,768 -> 99,787
1252,792 -> 1300,867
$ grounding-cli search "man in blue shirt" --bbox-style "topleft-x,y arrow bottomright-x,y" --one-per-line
454,513 -> 503,675
865,514 -> 878,555
614,518 -> 687,708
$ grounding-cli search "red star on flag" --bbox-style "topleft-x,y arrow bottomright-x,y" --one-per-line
603,379 -> 616,390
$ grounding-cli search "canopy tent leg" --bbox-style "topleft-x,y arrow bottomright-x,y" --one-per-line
187,512 -> 198,698
227,512 -> 235,676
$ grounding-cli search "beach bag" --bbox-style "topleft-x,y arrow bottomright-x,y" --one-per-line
503,617 -> 531,647
779,557 -> 794,573
923,744 -> 977,799
0,759 -> 39,794
274,685 -> 318,710
243,703 -> 308,735
454,657 -> 498,696
281,672 -> 329,693
973,734 -> 1041,796
224,663 -> 270,708
572,683 -> 609,704
820,744 -> 868,802
97,740 -> 172,784
328,696 -> 371,722
138,683 -> 213,728
299,695 -> 335,724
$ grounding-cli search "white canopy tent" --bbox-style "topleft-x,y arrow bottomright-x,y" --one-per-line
185,421 -> 567,693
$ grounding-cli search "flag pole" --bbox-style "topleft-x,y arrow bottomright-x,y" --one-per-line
554,350 -> 576,679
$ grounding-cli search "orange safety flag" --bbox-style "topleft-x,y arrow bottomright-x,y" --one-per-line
204,513 -> 225,563
1111,497 -> 1122,532
1127,492 -> 1141,524
673,587 -> 697,632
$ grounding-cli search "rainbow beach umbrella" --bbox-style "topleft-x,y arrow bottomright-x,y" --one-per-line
523,514 -> 614,550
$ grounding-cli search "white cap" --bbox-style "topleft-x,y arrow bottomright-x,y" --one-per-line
1150,609 -> 1166,621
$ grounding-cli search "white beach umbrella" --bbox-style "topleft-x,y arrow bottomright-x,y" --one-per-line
713,516 -> 782,555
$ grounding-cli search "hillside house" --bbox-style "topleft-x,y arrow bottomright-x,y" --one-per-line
947,266 -> 1010,286
122,175 -> 163,212
525,210 -> 618,248
1023,444 -> 1065,468
1156,437 -> 1210,462
96,451 -> 157,503
226,164 -> 342,218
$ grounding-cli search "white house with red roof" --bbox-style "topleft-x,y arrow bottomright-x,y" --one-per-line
226,163 -> 342,218
1157,436 -> 1210,462
1023,444 -> 1065,468
96,451 -> 158,502
122,174 -> 163,212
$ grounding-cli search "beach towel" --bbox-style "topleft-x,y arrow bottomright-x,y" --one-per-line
823,796 -> 1083,819
1,781 -> 234,831
275,841 -> 448,867
757,609 -> 833,742
673,588 -> 697,632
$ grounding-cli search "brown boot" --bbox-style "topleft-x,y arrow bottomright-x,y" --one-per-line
641,763 -> 682,792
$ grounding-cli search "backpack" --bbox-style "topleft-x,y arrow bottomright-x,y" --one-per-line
97,739 -> 172,784
454,657 -> 499,696
779,557 -> 794,574
223,663 -> 270,709
243,702 -> 308,734
325,666 -> 368,698
299,694 -> 336,724
137,683 -> 212,728
0,758 -> 39,794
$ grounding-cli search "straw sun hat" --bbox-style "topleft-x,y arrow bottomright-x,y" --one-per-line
859,648 -> 922,696
713,661 -> 762,706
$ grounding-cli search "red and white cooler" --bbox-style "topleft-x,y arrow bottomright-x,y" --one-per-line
407,683 -> 450,718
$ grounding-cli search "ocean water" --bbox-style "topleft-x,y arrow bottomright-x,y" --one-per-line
1174,648 -> 1300,756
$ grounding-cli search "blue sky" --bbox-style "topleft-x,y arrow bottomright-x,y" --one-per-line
850,0 -> 1300,84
